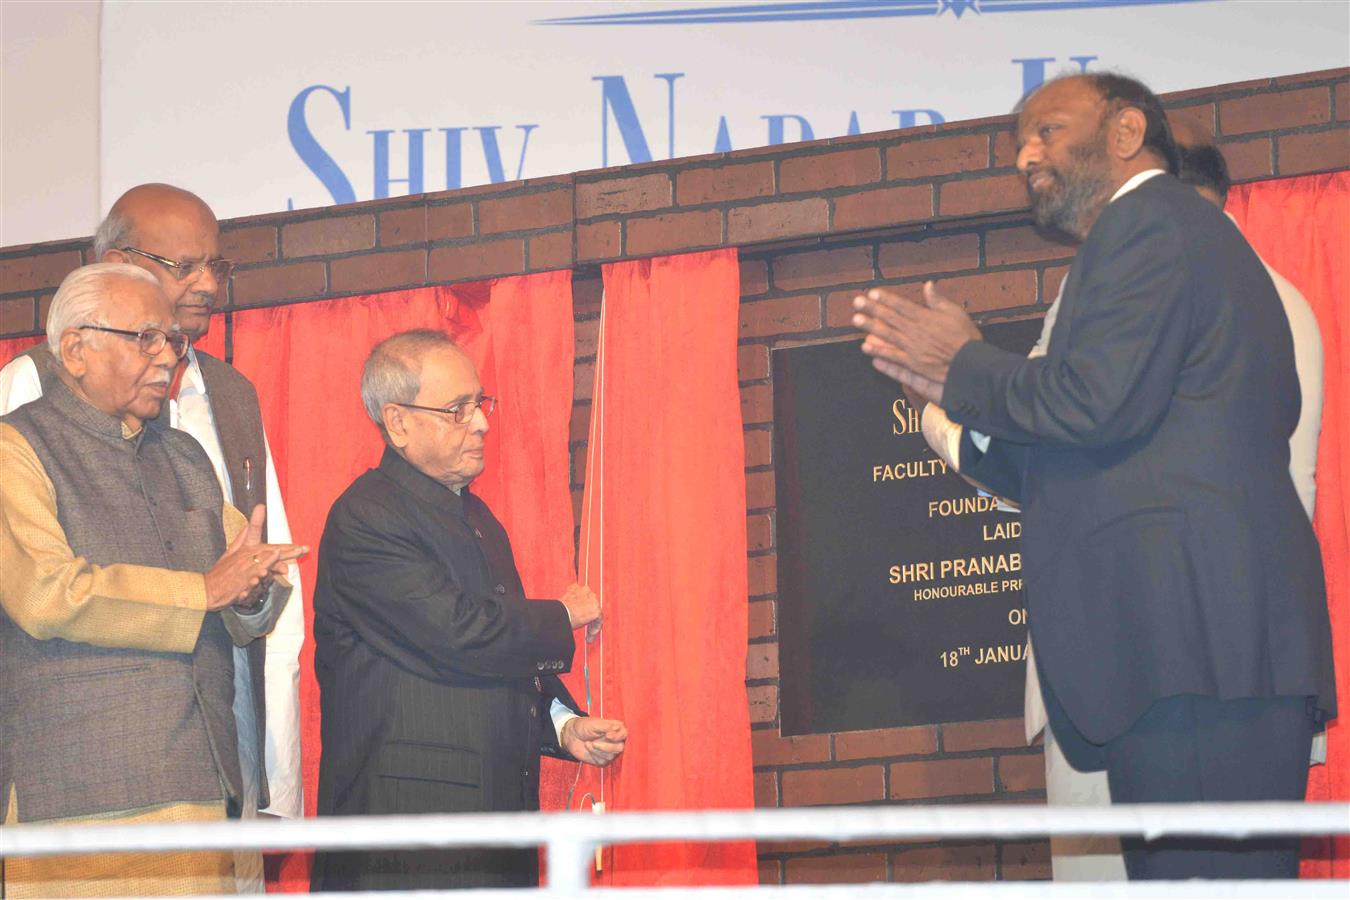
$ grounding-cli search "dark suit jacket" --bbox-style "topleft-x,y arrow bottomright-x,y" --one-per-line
312,447 -> 580,891
945,174 -> 1336,751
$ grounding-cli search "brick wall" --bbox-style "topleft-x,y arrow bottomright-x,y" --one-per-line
2,68 -> 1346,883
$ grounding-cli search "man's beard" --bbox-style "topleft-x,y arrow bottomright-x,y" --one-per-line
1028,138 -> 1113,240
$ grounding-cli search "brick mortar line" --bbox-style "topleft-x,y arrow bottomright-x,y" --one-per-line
1220,121 -> 1349,142
744,261 -> 1078,296
753,749 -> 1036,769
573,170 -> 1016,226
0,244 -> 88,261
0,292 -> 43,306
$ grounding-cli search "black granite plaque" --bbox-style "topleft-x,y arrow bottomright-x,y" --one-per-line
775,319 -> 1043,736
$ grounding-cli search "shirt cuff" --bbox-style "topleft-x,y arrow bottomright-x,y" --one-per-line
969,429 -> 992,454
232,601 -> 272,632
920,403 -> 963,472
551,698 -> 578,745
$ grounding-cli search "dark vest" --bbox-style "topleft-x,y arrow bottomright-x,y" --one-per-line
18,345 -> 273,809
1,382 -> 240,821
21,347 -> 267,518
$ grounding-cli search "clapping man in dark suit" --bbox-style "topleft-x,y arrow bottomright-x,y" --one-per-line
312,329 -> 627,891
852,73 -> 1335,879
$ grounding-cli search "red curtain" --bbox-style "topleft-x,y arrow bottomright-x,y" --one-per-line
223,275 -> 576,890
1227,171 -> 1349,879
0,335 -> 42,368
565,249 -> 758,886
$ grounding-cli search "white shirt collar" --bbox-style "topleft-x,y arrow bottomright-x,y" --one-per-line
1109,168 -> 1166,204
179,345 -> 206,397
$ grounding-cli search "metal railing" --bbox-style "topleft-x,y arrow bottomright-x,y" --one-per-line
3,802 -> 1347,898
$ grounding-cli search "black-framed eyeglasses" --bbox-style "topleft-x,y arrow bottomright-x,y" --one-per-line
79,325 -> 191,360
394,396 -> 496,425
121,246 -> 234,283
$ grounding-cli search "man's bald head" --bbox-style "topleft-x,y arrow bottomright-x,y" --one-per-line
94,183 -> 224,340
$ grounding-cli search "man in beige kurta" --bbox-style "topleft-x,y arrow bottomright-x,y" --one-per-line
0,264 -> 305,897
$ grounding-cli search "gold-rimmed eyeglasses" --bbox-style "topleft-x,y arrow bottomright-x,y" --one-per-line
121,246 -> 234,283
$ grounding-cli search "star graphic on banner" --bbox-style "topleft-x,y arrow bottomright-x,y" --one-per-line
938,0 -> 982,18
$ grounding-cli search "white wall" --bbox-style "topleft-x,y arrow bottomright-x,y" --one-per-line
2,1 -> 1348,250
1,0 -> 101,247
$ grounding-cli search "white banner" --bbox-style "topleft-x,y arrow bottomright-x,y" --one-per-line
99,0 -> 1350,223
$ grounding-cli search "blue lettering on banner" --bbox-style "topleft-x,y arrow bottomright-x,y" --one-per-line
762,114 -> 814,145
368,128 -> 428,199
283,50 -> 1106,205
284,84 -> 537,206
1012,55 -> 1098,97
288,84 -> 357,208
595,75 -> 652,164
713,116 -> 733,153
894,109 -> 945,129
593,73 -> 683,166
442,127 -> 467,190
477,125 -> 541,184
535,0 -> 1206,27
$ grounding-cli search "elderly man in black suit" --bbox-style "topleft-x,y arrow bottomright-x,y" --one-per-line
853,73 -> 1335,880
312,329 -> 627,891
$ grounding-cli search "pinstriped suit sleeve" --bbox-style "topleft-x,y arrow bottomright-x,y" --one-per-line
0,423 -> 207,651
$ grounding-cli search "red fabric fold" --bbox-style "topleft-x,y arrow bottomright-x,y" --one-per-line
1227,171 -> 1349,879
564,249 -> 758,886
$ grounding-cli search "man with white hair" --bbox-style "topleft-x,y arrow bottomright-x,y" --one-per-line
0,184 -> 304,891
312,330 -> 627,891
0,263 -> 306,896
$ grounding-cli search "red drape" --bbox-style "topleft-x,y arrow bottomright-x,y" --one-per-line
196,314 -> 226,359
1227,171 -> 1349,879
0,335 -> 42,368
223,275 -> 576,890
564,249 -> 758,886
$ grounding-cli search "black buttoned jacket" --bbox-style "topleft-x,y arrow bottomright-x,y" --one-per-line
947,174 -> 1335,755
312,447 -> 580,890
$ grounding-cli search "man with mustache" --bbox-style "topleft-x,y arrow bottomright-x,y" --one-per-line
312,330 -> 627,891
853,74 -> 1335,879
0,184 -> 304,891
0,263 -> 306,896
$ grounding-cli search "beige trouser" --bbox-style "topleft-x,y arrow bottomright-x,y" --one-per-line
3,786 -> 236,897
1025,641 -> 1127,882
1042,723 -> 1129,881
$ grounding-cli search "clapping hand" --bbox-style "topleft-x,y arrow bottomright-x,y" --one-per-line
204,505 -> 308,610
852,282 -> 982,405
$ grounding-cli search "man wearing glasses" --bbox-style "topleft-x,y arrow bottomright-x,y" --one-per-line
0,184 -> 304,892
0,263 -> 306,896
311,330 -> 627,891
